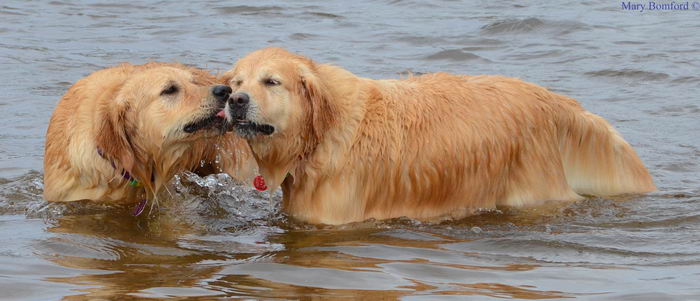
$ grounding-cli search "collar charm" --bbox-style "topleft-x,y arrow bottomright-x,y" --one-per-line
253,175 -> 268,191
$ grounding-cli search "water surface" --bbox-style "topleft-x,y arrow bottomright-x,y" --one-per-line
1,0 -> 699,299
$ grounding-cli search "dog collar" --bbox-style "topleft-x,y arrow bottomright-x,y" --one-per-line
96,147 -> 146,216
132,199 -> 147,216
96,148 -> 141,187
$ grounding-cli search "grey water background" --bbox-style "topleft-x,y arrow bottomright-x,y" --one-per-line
1,0 -> 699,299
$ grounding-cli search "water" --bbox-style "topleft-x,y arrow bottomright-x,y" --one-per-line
1,0 -> 699,299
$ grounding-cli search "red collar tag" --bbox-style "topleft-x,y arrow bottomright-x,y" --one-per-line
253,176 -> 268,191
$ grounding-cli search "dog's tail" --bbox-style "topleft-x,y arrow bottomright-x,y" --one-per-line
558,101 -> 656,196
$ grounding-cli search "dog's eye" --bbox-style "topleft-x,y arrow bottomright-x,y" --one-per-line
161,85 -> 179,96
263,78 -> 281,86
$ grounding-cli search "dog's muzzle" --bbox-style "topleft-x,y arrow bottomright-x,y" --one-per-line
226,92 -> 275,136
229,92 -> 250,120
182,85 -> 231,134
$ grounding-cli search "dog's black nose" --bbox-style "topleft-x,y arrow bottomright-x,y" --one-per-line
212,85 -> 232,102
231,92 -> 250,106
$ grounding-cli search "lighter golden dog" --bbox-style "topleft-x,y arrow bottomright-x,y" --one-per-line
44,62 -> 256,208
222,48 -> 656,225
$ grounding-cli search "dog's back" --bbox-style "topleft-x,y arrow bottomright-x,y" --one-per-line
353,73 -> 654,220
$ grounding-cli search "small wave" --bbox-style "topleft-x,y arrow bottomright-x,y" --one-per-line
48,1 -> 73,6
614,40 -> 646,45
584,69 -> 670,81
0,170 -> 43,215
481,18 -> 588,35
306,12 -> 343,19
163,172 -> 285,233
481,17 -> 545,34
645,104 -> 700,118
1,170 -> 286,235
660,161 -> 698,173
32,83 -> 67,97
289,33 -> 320,40
384,0 -> 440,8
671,76 -> 700,84
216,5 -> 284,16
392,35 -> 448,46
508,49 -> 567,60
596,213 -> 700,229
423,49 -> 492,63
88,3 -> 149,9
452,236 -> 700,266
35,235 -> 122,261
0,5 -> 28,16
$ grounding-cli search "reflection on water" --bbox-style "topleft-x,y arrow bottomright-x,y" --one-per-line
1,172 -> 698,299
1,0 -> 699,299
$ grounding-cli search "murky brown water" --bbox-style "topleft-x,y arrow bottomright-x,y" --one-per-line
1,1 -> 699,299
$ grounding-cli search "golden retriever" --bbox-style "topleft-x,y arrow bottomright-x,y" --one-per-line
44,63 -> 256,210
221,48 -> 656,225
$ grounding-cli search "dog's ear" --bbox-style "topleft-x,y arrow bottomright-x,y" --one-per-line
189,66 -> 218,86
299,63 -> 336,144
95,97 -> 135,173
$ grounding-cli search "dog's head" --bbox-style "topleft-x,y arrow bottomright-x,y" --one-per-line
221,48 -> 336,154
220,48 -> 341,191
95,63 -> 231,178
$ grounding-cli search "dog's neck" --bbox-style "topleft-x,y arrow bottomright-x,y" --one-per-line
95,140 -> 205,202
247,135 -> 299,194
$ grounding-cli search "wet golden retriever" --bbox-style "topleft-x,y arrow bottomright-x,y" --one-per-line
44,63 -> 256,209
222,48 -> 656,225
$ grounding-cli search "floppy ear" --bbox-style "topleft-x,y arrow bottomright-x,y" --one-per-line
299,64 -> 337,144
95,98 -> 135,173
188,65 -> 218,86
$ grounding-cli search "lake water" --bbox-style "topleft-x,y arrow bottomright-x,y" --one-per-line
1,0 -> 699,299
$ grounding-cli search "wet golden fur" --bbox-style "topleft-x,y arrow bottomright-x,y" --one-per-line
224,48 -> 656,225
44,62 -> 256,204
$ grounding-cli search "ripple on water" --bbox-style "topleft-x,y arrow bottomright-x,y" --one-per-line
423,49 -> 492,63
585,68 -> 670,81
480,18 -> 589,35
0,171 -> 43,215
671,76 -> 700,84
289,33 -> 321,41
0,169 -> 699,298
216,5 -> 284,16
305,12 -> 343,19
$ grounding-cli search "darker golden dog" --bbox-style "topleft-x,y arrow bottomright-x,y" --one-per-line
222,48 -> 655,225
44,63 -> 256,207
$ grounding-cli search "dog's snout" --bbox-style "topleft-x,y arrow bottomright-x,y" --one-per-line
231,92 -> 250,106
212,85 -> 232,102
